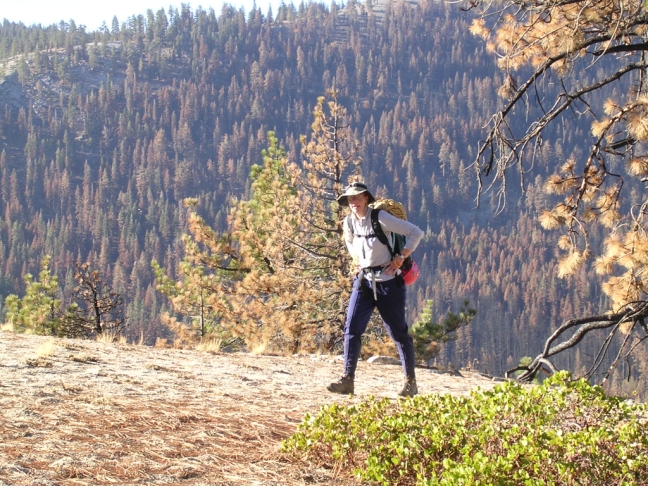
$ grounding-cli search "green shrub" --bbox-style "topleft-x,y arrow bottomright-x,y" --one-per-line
282,372 -> 648,485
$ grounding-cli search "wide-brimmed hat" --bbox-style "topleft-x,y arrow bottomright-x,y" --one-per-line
336,182 -> 376,207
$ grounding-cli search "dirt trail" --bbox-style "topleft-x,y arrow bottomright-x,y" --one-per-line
0,331 -> 499,485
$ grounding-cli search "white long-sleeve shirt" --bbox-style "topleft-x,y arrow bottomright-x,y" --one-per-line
344,208 -> 424,282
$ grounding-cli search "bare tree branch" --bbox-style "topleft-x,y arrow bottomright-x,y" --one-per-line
507,302 -> 648,382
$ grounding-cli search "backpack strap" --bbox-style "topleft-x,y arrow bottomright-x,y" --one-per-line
370,209 -> 395,257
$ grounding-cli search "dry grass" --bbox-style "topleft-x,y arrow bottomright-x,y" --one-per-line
195,336 -> 223,354
0,322 -> 14,332
95,332 -> 128,345
0,331 -> 498,485
35,339 -> 57,358
154,337 -> 168,348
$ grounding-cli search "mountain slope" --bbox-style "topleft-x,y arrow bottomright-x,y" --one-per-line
0,1 -> 643,395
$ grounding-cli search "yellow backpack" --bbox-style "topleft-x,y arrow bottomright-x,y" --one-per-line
371,198 -> 407,221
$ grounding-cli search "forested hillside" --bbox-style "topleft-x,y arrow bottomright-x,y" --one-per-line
0,0 -> 642,395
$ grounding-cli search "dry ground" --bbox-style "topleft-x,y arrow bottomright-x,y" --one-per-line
0,331 -> 499,485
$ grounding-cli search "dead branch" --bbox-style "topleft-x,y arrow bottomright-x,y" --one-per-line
506,301 -> 648,382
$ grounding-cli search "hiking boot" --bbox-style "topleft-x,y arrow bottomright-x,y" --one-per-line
327,375 -> 354,394
398,378 -> 418,397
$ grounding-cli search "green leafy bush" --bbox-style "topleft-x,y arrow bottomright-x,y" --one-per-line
283,372 -> 648,485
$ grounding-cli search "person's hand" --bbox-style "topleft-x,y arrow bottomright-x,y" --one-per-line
384,253 -> 406,277
383,261 -> 400,277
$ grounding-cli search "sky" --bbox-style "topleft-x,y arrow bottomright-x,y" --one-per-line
1,0 -> 291,31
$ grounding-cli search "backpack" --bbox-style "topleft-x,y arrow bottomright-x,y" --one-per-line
369,199 -> 408,259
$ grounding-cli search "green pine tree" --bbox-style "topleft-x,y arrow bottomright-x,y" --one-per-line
4,256 -> 63,335
410,299 -> 476,362
152,256 -> 225,346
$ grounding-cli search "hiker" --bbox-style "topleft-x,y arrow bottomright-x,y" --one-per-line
328,182 -> 424,397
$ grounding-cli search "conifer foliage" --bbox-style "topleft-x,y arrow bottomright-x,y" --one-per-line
4,257 -> 125,338
410,299 -> 476,361
155,92 -> 359,353
470,0 -> 648,381
3,0 -> 648,394
151,255 -> 222,345
64,262 -> 126,338
4,256 -> 63,335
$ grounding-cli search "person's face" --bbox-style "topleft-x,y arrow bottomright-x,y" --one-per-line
348,193 -> 369,214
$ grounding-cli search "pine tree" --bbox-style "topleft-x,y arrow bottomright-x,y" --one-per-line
4,256 -> 63,335
152,256 -> 224,346
470,0 -> 648,303
470,0 -> 648,383
410,299 -> 477,362
63,262 -> 126,338
164,92 -> 360,353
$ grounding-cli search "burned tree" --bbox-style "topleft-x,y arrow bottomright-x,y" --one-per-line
64,262 -> 125,338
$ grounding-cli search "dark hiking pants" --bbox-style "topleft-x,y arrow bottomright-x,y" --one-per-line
343,275 -> 416,380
